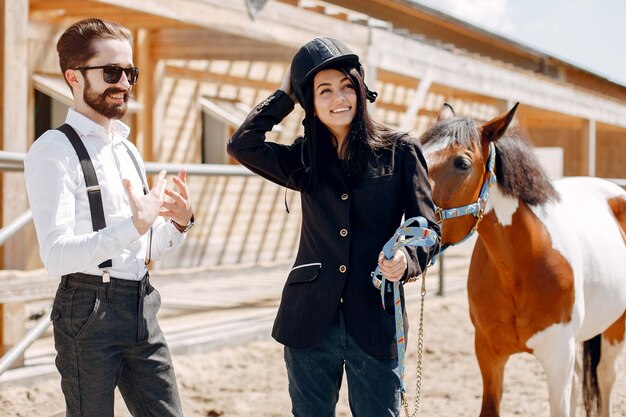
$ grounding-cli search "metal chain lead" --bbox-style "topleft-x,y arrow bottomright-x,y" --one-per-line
402,267 -> 428,417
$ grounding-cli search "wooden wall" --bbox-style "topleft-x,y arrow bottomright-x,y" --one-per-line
597,125 -> 626,178
153,60 -> 306,268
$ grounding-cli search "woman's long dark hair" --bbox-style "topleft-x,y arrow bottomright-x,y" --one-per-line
299,64 -> 395,189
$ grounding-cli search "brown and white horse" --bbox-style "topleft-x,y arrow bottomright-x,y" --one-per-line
421,103 -> 626,417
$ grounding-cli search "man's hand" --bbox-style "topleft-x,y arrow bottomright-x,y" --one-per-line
377,250 -> 408,282
161,169 -> 193,230
123,170 -> 167,235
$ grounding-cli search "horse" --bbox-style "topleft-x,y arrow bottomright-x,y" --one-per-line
420,103 -> 626,417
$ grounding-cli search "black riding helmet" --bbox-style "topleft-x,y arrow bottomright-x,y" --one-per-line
290,37 -> 377,106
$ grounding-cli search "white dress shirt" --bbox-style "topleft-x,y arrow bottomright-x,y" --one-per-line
24,108 -> 185,280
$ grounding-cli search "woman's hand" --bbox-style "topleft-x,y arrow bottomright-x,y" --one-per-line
378,250 -> 408,282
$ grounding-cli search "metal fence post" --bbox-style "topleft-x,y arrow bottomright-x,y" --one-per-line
437,253 -> 444,296
0,309 -> 51,376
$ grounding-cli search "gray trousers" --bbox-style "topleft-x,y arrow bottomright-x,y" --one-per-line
51,273 -> 183,417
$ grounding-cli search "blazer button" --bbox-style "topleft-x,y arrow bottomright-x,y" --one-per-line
339,228 -> 348,237
341,193 -> 349,201
339,265 -> 347,273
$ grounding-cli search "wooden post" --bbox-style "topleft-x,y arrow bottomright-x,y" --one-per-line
399,67 -> 433,132
1,0 -> 29,267
585,119 -> 596,177
0,0 -> 29,365
579,119 -> 595,177
135,28 -> 154,160
0,303 -> 25,367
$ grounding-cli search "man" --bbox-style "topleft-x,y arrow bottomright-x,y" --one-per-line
24,18 -> 194,417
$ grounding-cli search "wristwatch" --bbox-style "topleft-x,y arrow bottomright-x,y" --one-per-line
173,214 -> 195,233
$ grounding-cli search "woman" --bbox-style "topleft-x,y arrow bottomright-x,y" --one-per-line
227,37 -> 440,416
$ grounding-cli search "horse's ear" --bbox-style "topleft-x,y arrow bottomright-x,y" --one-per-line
437,103 -> 456,122
480,102 -> 519,143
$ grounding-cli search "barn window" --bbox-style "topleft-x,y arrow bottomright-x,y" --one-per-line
199,97 -> 282,165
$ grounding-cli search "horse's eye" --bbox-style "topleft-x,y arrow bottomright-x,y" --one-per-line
453,157 -> 471,171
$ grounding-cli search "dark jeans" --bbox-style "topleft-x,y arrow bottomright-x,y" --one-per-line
51,273 -> 183,417
284,308 -> 402,417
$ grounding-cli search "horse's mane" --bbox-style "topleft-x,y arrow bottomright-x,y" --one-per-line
421,118 -> 479,149
495,131 -> 559,205
421,117 -> 559,206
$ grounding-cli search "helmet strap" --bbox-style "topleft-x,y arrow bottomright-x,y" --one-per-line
365,87 -> 378,103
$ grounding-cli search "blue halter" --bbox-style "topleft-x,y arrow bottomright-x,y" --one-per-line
431,142 -> 497,261
371,216 -> 438,392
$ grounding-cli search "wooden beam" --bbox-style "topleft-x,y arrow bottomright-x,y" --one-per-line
30,13 -> 191,30
519,106 -> 586,128
91,0 -> 369,52
153,45 -> 293,61
164,65 -> 279,91
376,68 -> 503,107
29,0 -> 195,29
152,29 -> 294,61
135,29 -> 154,160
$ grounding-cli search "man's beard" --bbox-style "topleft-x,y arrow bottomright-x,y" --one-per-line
83,77 -> 129,120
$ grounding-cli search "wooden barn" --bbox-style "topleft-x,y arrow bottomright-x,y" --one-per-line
1,0 -> 626,359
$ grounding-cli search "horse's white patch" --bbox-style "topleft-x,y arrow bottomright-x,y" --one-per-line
598,336 -> 625,412
484,186 -> 518,226
526,323 -> 576,416
530,177 -> 626,340
527,322 -> 575,357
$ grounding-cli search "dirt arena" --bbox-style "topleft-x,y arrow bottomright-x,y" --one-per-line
1,289 -> 624,417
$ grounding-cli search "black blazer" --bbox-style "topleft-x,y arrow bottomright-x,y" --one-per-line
227,90 -> 440,359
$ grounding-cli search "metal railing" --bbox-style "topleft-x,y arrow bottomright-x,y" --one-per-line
0,150 -> 255,176
0,210 -> 33,246
0,311 -> 51,375
0,150 -> 256,376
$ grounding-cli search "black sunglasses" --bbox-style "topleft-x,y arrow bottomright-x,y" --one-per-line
74,65 -> 139,85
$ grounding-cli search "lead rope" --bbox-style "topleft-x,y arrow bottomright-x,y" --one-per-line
371,217 -> 438,417
402,265 -> 428,417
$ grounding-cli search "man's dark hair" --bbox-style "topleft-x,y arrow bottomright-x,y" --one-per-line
56,18 -> 133,78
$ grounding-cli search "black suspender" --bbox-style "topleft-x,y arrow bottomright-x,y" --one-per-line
57,124 -> 112,270
56,123 -> 152,273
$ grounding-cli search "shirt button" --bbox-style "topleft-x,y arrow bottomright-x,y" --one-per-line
341,193 -> 349,201
339,265 -> 347,273
339,229 -> 348,237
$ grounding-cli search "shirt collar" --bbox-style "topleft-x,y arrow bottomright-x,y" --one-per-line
65,108 -> 131,143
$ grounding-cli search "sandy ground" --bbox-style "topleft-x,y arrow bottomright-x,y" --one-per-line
1,289 -> 625,417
